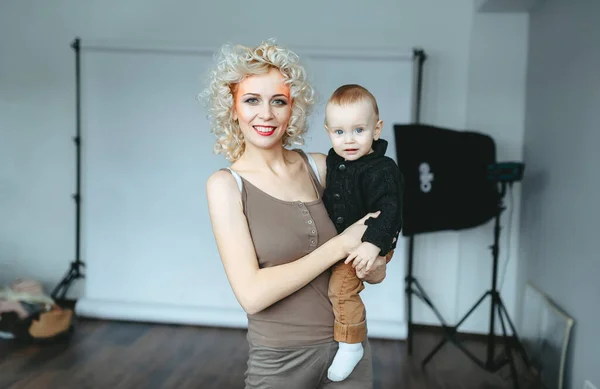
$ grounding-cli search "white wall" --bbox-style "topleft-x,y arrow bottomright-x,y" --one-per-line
520,1 -> 600,388
461,12 -> 529,331
0,0 -> 529,334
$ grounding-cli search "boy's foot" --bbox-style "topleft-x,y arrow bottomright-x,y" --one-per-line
327,342 -> 364,382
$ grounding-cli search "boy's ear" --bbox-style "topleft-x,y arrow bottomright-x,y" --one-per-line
373,119 -> 383,140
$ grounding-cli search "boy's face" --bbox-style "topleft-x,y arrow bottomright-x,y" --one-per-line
325,99 -> 383,161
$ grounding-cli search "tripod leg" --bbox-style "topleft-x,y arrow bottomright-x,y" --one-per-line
422,291 -> 490,367
51,261 -> 85,301
499,301 -> 532,368
498,303 -> 520,389
51,272 -> 73,301
413,278 -> 450,327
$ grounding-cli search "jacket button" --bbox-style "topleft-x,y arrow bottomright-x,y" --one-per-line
333,193 -> 341,200
338,164 -> 346,171
336,217 -> 345,224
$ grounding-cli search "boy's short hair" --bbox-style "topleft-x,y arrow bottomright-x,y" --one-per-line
327,84 -> 379,119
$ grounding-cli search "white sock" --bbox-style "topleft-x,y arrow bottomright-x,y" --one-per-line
327,341 -> 364,382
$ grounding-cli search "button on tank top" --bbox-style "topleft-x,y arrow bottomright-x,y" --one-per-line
224,150 -> 337,347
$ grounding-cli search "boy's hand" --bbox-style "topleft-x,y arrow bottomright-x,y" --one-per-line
345,242 -> 381,273
356,255 -> 387,283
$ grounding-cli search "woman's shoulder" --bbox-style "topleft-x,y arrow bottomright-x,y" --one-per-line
306,152 -> 327,186
206,168 -> 241,196
306,152 -> 327,166
207,167 -> 234,183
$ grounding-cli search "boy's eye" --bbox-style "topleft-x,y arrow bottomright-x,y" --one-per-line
335,130 -> 343,135
355,128 -> 364,133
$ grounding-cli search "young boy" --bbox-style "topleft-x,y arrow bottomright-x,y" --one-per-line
322,84 -> 404,382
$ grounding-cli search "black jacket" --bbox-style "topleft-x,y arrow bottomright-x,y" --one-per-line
323,139 -> 404,256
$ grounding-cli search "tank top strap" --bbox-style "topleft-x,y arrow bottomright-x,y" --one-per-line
294,149 -> 323,189
221,167 -> 243,192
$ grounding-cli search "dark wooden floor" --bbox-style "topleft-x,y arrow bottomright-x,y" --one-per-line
0,318 -> 539,389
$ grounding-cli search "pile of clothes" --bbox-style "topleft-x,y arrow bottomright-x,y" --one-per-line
0,279 -> 73,342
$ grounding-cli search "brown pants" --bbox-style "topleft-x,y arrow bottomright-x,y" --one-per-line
244,339 -> 373,388
328,250 -> 394,344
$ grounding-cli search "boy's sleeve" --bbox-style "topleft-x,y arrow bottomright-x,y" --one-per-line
361,159 -> 404,256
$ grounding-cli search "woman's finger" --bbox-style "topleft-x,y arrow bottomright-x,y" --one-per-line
345,252 -> 358,265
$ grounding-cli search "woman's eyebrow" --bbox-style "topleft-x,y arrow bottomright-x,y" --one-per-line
242,93 -> 289,99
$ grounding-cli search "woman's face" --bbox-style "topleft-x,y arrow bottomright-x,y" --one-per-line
233,68 -> 292,151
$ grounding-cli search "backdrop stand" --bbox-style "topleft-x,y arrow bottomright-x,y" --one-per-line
404,47 -> 455,356
52,37 -> 85,301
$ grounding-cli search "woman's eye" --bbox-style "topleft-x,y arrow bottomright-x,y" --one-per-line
245,98 -> 258,104
272,99 -> 288,106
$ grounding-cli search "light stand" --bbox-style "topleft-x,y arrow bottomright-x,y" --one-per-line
421,164 -> 531,389
51,38 -> 85,301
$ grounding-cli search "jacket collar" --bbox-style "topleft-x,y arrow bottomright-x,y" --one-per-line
327,138 -> 389,166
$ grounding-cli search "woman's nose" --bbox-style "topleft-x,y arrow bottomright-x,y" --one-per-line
259,103 -> 274,120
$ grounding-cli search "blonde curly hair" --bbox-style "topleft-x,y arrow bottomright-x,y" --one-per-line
200,39 -> 315,162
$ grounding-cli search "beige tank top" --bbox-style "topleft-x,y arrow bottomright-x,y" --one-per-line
224,150 -> 337,347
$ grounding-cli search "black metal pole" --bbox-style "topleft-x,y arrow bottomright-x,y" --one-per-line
73,37 -> 82,269
407,235 -> 414,355
406,48 -> 426,355
51,37 -> 85,300
486,194 -> 503,367
413,48 -> 426,123
486,182 -> 507,367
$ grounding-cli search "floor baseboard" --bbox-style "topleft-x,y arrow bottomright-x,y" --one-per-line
411,323 -> 517,344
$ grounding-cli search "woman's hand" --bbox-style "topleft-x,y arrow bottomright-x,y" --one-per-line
339,211 -> 381,254
356,255 -> 387,284
354,211 -> 381,226
356,236 -> 396,284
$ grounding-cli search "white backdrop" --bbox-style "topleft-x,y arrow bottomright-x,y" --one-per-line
74,41 -> 416,339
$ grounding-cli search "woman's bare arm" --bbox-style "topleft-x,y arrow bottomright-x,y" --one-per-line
206,170 -> 366,315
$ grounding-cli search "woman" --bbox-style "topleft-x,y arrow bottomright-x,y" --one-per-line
203,39 -> 388,389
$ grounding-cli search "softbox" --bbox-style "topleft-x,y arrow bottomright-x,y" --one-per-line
393,124 -> 500,236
